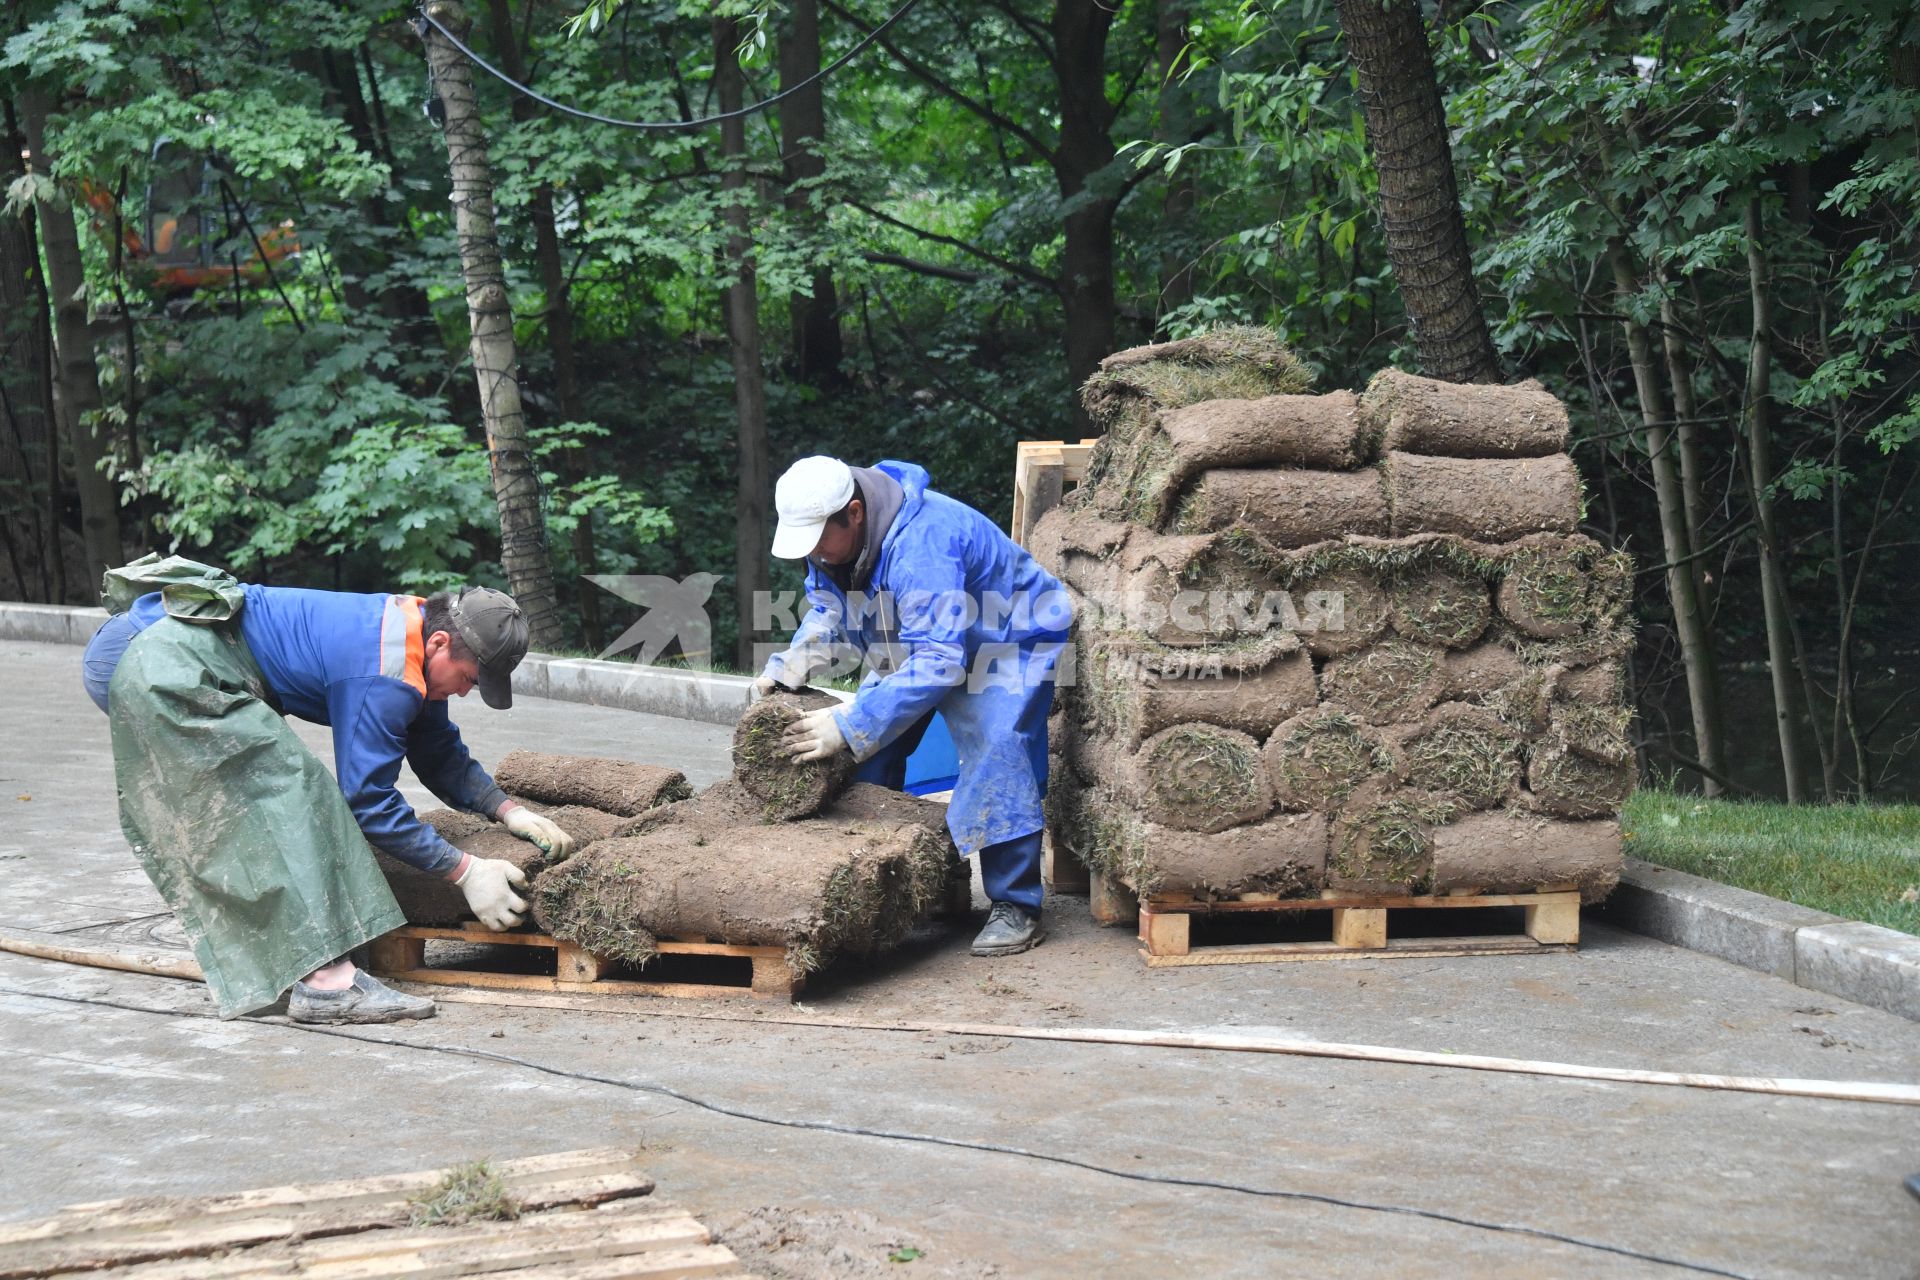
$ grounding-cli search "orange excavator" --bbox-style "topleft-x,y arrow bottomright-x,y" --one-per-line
82,140 -> 297,295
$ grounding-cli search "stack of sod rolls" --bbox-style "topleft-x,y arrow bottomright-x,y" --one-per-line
1033,327 -> 1630,903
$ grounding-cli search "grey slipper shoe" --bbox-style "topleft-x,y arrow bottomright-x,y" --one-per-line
970,902 -> 1044,957
289,971 -> 436,1025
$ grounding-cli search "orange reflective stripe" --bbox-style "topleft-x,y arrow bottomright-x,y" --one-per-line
380,594 -> 427,696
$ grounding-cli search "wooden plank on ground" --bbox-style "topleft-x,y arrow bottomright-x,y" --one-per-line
0,1151 -> 654,1280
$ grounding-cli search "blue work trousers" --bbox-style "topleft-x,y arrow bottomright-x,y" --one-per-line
855,711 -> 1046,915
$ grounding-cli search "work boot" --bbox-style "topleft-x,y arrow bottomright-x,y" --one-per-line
288,971 -> 436,1025
970,902 -> 1043,957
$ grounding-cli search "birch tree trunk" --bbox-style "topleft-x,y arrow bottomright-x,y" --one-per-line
484,0 -> 603,651
1335,0 -> 1501,384
1740,197 -> 1807,803
19,88 -> 121,590
1607,240 -> 1727,794
716,16 -> 771,673
418,1 -> 563,650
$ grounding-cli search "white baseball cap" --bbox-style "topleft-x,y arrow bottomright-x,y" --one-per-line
771,456 -> 856,559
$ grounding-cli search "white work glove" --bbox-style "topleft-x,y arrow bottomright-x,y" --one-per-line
782,704 -> 848,763
455,857 -> 529,931
501,805 -> 576,861
749,674 -> 782,704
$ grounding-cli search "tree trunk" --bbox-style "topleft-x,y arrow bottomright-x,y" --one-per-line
1156,0 -> 1196,320
1053,0 -> 1120,421
1658,294 -> 1713,615
1335,0 -> 1500,384
1740,197 -> 1806,803
0,99 -> 59,602
717,16 -> 772,674
778,0 -> 845,386
1607,240 -> 1726,795
418,1 -> 564,649
485,0 -> 603,651
19,88 -> 121,592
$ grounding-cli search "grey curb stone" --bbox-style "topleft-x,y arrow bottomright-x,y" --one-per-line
543,657 -> 754,725
1596,858 -> 1843,980
1795,922 -> 1920,1023
0,602 -> 106,646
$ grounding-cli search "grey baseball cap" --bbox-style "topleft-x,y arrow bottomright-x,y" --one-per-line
449,586 -> 529,709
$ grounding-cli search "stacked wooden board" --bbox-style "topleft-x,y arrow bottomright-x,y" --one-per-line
0,1148 -> 756,1279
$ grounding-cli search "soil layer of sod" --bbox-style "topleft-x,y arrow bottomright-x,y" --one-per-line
493,751 -> 691,817
731,689 -> 858,820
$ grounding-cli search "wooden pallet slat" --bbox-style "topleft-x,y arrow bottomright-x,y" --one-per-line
1009,437 -> 1097,548
1134,888 -> 1583,967
3,1153 -> 755,1280
367,924 -> 803,1003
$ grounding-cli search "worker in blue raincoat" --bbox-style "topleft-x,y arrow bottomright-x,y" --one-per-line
754,457 -> 1072,956
81,556 -> 577,1023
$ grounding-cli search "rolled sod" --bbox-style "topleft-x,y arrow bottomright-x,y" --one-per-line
1263,708 -> 1393,811
1389,566 -> 1492,649
532,815 -> 942,976
1497,533 -> 1634,640
1429,812 -> 1622,902
1320,640 -> 1448,726
1081,326 -> 1314,436
1062,780 -> 1329,898
1112,392 -> 1375,526
732,689 -> 858,820
1549,699 -> 1636,766
1440,637 -> 1528,703
1030,507 -> 1283,647
1174,467 -> 1390,546
1394,703 -> 1522,809
1361,368 -> 1569,458
1079,632 -> 1316,744
1527,739 -> 1635,819
1385,451 -> 1583,541
1328,779 -> 1449,894
1290,566 -> 1391,657
493,751 -> 692,817
1554,659 -> 1625,706
1128,723 -> 1273,833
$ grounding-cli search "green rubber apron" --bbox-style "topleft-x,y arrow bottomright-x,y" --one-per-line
105,560 -> 404,1017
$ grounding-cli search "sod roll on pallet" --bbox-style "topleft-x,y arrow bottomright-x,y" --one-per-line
1035,330 -> 1630,903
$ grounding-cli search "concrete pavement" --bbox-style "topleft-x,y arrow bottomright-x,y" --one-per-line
3,638 -> 1917,1278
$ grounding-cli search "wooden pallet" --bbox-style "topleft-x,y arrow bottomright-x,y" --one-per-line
1010,438 -> 1099,895
1135,886 -> 1582,966
1008,437 -> 1098,549
369,924 -> 802,1002
0,1148 -> 756,1279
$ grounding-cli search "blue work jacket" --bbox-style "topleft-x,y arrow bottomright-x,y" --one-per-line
124,587 -> 507,874
764,461 -> 1071,853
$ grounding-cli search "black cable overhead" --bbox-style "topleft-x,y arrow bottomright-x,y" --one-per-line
413,0 -> 926,132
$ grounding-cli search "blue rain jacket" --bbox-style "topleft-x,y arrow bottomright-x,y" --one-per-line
763,462 -> 1072,854
122,586 -> 508,874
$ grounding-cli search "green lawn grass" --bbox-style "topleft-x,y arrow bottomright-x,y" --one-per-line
1621,791 -> 1920,936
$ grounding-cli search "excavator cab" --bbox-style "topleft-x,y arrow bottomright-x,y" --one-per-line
143,138 -> 214,273
83,139 -> 297,297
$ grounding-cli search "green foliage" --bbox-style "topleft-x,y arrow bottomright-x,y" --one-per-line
1623,789 -> 1920,935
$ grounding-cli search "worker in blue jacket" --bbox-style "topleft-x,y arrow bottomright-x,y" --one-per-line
755,457 -> 1072,957
82,558 -> 575,1023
